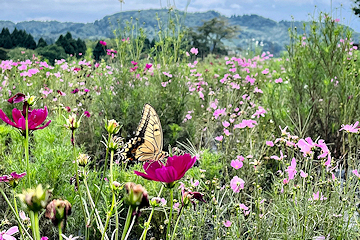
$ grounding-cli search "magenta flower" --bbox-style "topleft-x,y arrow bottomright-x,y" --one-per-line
8,93 -> 25,104
0,226 -> 18,240
297,138 -> 315,156
0,172 -> 26,188
131,61 -> 138,66
223,220 -> 232,227
99,40 -> 107,46
145,63 -> 152,69
84,111 -> 91,118
230,176 -> 245,193
134,154 -> 196,185
339,121 -> 359,133
0,106 -> 51,134
231,159 -> 243,169
285,158 -> 297,180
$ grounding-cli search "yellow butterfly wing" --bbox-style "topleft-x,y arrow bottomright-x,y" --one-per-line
120,104 -> 167,161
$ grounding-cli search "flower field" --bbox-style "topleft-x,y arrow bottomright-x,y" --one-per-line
1,13 -> 360,240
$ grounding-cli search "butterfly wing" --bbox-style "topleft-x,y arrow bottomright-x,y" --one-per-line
120,104 -> 167,161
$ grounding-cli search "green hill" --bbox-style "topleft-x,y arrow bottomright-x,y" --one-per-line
1,9 -> 359,55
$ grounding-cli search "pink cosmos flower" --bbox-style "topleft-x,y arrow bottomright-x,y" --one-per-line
131,61 -> 138,66
239,203 -> 249,210
230,176 -> 245,193
308,191 -> 327,201
223,220 -> 232,227
283,178 -> 289,184
222,121 -> 230,128
134,154 -> 196,184
266,141 -> 274,147
352,169 -> 360,178
271,150 -> 285,161
297,138 -> 315,156
145,63 -> 152,69
215,136 -> 223,141
0,226 -> 18,240
316,139 -> 329,158
41,237 -> 49,240
285,158 -> 297,180
339,121 -> 359,133
190,47 -> 199,55
19,211 -> 30,221
237,155 -> 245,161
223,128 -> 231,136
231,159 -> 243,169
99,40 -> 107,46
300,170 -> 308,178
213,108 -> 226,119
0,107 -> 51,135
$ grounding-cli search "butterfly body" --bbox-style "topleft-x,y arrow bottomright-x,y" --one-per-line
120,104 -> 168,162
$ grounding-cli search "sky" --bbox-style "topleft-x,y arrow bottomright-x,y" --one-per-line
1,0 -> 360,31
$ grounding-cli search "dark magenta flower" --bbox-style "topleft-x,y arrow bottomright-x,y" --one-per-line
134,154 -> 196,186
8,93 -> 26,104
99,40 -> 107,46
84,111 -> 91,118
0,106 -> 51,134
131,61 -> 138,66
71,88 -> 79,94
145,63 -> 152,69
0,172 -> 26,188
181,189 -> 206,210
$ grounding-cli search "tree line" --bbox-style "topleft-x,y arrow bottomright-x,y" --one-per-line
0,28 -> 86,64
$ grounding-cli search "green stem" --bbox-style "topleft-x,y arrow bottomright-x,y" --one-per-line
0,188 -> 32,240
25,105 -> 30,188
166,188 -> 174,240
33,211 -> 41,240
101,193 -> 116,240
14,194 -> 25,240
171,207 -> 183,240
121,206 -> 134,240
141,185 -> 164,240
59,223 -> 63,240
73,131 -> 87,237
89,133 -> 112,227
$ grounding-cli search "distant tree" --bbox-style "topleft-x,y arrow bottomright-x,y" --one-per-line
197,17 -> 240,54
93,41 -> 105,61
75,38 -> 87,58
37,37 -> 48,48
0,28 -> 13,49
0,47 -> 8,60
353,0 -> 360,17
11,29 -> 28,48
23,34 -> 36,49
36,44 -> 67,65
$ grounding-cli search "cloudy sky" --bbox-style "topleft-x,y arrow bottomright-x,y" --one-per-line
1,0 -> 360,31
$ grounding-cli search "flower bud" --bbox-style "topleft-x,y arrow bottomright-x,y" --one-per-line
8,93 -> 25,104
108,136 -> 123,151
65,114 -> 81,130
77,153 -> 90,167
45,199 -> 72,227
18,184 -> 52,212
124,182 -> 149,208
26,95 -> 37,106
105,119 -> 120,134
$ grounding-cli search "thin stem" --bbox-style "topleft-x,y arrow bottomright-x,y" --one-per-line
72,131 -> 87,237
121,206 -> 134,240
14,194 -> 25,240
0,188 -> 32,240
124,213 -> 136,240
89,133 -> 112,226
171,207 -> 183,240
166,188 -> 174,240
101,193 -> 116,240
33,211 -> 41,240
141,185 -> 164,240
59,223 -> 63,240
25,104 -> 30,188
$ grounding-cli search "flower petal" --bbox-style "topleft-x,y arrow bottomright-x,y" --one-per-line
155,165 -> 177,183
0,109 -> 17,128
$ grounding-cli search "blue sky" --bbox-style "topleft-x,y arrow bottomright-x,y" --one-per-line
1,0 -> 360,31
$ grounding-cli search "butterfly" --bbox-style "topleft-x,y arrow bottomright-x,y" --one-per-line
119,104 -> 168,162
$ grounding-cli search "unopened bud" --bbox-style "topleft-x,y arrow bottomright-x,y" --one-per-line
105,119 -> 120,134
18,184 -> 52,212
45,199 -> 72,227
77,153 -> 90,167
124,182 -> 149,208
